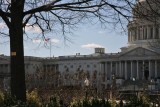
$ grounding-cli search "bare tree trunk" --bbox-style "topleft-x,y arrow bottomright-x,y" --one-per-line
10,0 -> 26,101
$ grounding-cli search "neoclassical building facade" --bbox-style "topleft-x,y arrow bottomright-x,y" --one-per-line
57,0 -> 160,91
0,0 -> 160,91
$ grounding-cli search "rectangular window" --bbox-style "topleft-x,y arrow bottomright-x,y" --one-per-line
150,27 -> 153,39
156,27 -> 159,39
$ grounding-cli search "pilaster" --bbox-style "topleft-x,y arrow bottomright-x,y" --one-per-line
147,26 -> 150,39
137,61 -> 139,80
155,60 -> 157,78
153,26 -> 156,39
131,61 -> 133,78
137,27 -> 139,40
149,60 -> 151,79
125,61 -> 127,80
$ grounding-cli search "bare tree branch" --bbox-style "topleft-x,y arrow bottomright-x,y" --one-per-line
0,9 -> 10,28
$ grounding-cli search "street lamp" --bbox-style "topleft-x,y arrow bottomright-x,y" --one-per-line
84,78 -> 90,98
132,77 -> 136,107
58,74 -> 61,87
150,79 -> 153,91
132,77 -> 135,92
111,74 -> 116,102
84,78 -> 90,87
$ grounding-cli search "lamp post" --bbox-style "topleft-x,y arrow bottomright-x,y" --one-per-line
84,78 -> 90,99
132,77 -> 136,107
111,74 -> 116,106
150,79 -> 153,91
58,74 -> 61,87
133,77 -> 135,93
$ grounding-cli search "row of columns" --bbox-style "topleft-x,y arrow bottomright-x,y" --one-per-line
128,25 -> 160,42
100,60 -> 159,81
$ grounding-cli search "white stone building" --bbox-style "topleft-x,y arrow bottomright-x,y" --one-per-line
56,0 -> 160,91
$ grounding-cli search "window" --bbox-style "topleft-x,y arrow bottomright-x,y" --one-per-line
150,27 -> 153,39
4,64 -> 8,68
156,27 -> 159,39
70,65 -> 73,68
64,65 -> 67,68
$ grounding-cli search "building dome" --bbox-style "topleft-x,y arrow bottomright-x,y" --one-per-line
127,0 -> 160,49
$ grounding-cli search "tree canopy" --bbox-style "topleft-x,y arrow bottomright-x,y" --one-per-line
0,0 -> 134,38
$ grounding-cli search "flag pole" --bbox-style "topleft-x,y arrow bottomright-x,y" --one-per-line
50,39 -> 51,58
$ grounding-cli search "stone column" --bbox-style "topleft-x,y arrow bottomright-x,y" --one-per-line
141,26 -> 144,40
131,61 -> 133,78
135,28 -> 137,40
125,61 -> 127,80
146,27 -> 148,39
102,62 -> 105,83
132,30 -> 134,41
149,60 -> 151,79
140,27 -> 142,40
116,62 -> 117,76
103,62 -> 107,88
137,61 -> 139,80
143,26 -> 146,39
133,29 -> 136,41
130,30 -> 132,41
105,62 -> 108,81
153,26 -> 156,39
100,63 -> 102,73
145,26 -> 147,39
98,63 -> 102,87
159,27 -> 160,39
128,30 -> 131,42
119,61 -> 121,77
142,26 -> 145,40
131,30 -> 133,41
143,61 -> 145,79
130,29 -> 133,42
137,27 -> 139,40
155,60 -> 157,78
111,61 -> 112,75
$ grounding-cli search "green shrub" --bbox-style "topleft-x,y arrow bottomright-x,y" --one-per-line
26,90 -> 41,107
70,97 -> 112,107
3,92 -> 17,106
0,91 -> 4,105
70,98 -> 82,107
46,96 -> 60,107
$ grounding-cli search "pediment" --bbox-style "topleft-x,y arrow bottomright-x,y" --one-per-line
120,47 -> 159,57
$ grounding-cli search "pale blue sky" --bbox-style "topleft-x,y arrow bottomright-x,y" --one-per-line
0,22 -> 128,57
